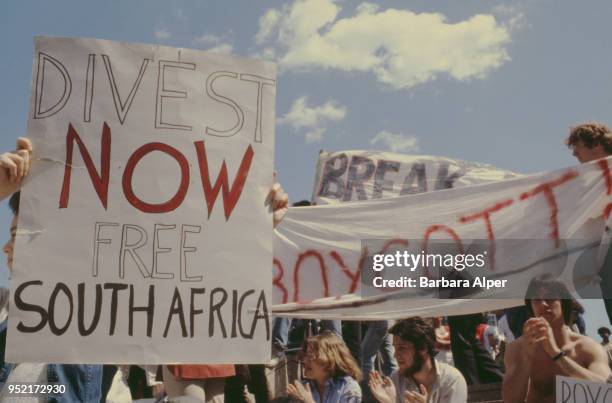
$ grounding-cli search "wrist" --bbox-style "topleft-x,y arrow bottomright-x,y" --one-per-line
550,349 -> 566,361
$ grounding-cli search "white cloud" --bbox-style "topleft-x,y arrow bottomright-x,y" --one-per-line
255,0 -> 514,89
257,47 -> 277,61
256,9 -> 281,44
370,131 -> 419,153
493,4 -> 525,32
205,43 -> 234,55
356,2 -> 380,15
305,128 -> 325,143
154,29 -> 172,40
192,33 -> 233,54
278,96 -> 347,143
194,33 -> 224,45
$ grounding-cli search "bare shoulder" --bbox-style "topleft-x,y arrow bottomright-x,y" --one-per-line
572,333 -> 606,358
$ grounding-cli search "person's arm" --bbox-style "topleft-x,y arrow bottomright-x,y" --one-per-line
553,340 -> 611,383
535,319 -> 611,382
0,138 -> 32,201
502,339 -> 532,403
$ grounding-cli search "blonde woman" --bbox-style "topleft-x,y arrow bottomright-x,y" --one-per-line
287,331 -> 362,403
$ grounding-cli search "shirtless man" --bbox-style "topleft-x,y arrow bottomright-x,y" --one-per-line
502,276 -> 611,403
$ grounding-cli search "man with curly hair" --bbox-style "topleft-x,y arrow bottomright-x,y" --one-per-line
565,122 -> 612,325
565,122 -> 612,163
368,317 -> 467,403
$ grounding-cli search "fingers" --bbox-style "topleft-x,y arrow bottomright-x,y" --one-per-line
403,391 -> 417,403
17,149 -> 30,177
9,153 -> 26,183
267,183 -> 288,209
0,154 -> 18,182
271,183 -> 288,210
0,146 -> 32,184
286,383 -> 298,398
16,137 -> 33,153
404,391 -> 424,403
369,370 -> 382,384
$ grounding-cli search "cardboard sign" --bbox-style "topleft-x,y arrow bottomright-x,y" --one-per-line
556,376 -> 612,403
9,36 -> 276,364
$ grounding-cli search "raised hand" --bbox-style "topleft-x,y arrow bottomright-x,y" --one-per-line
287,380 -> 316,403
267,180 -> 288,228
0,137 -> 33,200
368,370 -> 396,403
404,384 -> 428,403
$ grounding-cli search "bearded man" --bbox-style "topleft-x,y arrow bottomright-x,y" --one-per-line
369,317 -> 467,403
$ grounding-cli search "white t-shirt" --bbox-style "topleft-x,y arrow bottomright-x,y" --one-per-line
390,360 -> 467,403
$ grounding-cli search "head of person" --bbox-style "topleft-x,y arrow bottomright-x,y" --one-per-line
524,275 -> 573,326
293,200 -> 312,207
486,326 -> 501,349
3,191 -> 19,272
565,122 -> 612,163
301,331 -> 362,383
598,326 -> 611,340
389,317 -> 436,377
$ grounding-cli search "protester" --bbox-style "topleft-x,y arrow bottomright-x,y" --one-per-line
225,364 -> 272,402
433,317 -> 453,366
447,313 -> 503,386
2,191 -> 109,401
368,317 -> 467,403
0,138 -> 32,389
483,325 -> 502,360
361,320 -> 398,377
0,139 -> 114,402
287,331 -> 362,403
565,122 -> 612,325
597,326 -> 612,368
502,275 -> 611,403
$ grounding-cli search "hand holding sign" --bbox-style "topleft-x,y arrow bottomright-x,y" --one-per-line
268,181 -> 288,228
0,137 -> 32,200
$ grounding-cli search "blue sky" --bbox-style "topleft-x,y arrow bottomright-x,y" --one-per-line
1,0 -> 611,339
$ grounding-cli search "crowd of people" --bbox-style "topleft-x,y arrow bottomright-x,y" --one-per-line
0,123 -> 610,402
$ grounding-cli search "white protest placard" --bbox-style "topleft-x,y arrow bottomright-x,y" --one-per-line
9,36 -> 276,364
272,158 -> 611,318
556,376 -> 612,403
312,150 -> 521,204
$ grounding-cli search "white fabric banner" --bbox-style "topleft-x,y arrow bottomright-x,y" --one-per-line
273,158 -> 611,319
312,150 -> 521,204
9,36 -> 276,364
